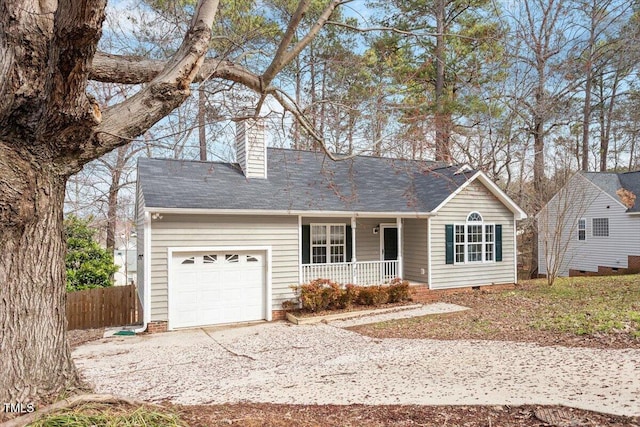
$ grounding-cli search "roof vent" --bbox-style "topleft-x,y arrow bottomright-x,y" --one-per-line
235,119 -> 266,179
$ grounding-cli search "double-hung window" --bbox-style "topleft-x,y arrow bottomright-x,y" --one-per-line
577,218 -> 586,241
454,212 -> 495,263
311,224 -> 346,264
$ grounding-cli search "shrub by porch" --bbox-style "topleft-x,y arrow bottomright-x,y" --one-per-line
286,278 -> 411,313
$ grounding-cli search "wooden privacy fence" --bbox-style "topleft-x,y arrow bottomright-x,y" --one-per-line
66,284 -> 141,330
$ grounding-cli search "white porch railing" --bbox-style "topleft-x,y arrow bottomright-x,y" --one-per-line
301,260 -> 399,286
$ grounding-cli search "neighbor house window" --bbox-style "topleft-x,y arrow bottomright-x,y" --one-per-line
592,218 -> 609,237
454,212 -> 495,263
311,224 -> 345,264
577,218 -> 586,241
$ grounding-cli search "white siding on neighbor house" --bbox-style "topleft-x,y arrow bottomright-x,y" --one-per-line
149,214 -> 298,321
430,180 -> 516,289
538,174 -> 640,276
135,182 -> 145,307
403,218 -> 428,283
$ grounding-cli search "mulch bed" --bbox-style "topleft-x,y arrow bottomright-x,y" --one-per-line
174,403 -> 639,426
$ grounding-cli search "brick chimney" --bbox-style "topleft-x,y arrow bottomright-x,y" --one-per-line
235,119 -> 266,179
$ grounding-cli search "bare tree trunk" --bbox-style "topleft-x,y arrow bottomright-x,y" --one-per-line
0,155 -> 80,403
198,85 -> 207,161
434,0 -> 451,162
600,73 -> 619,172
105,146 -> 127,252
581,54 -> 593,171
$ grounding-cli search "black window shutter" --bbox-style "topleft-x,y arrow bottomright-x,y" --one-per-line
302,225 -> 310,264
445,224 -> 454,264
495,224 -> 503,262
346,225 -> 352,262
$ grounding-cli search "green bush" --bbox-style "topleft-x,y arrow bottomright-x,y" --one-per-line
65,215 -> 118,292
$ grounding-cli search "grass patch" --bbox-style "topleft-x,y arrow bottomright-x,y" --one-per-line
519,276 -> 640,336
27,403 -> 186,427
350,274 -> 640,348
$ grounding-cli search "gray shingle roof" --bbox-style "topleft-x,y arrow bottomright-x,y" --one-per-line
137,148 -> 476,213
581,171 -> 640,212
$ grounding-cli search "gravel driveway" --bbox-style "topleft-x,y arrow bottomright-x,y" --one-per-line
72,321 -> 640,417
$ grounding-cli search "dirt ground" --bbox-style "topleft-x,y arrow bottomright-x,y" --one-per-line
173,402 -> 639,426
68,328 -> 105,347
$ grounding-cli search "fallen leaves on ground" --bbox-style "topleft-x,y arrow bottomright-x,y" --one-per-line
350,276 -> 640,349
174,403 -> 638,427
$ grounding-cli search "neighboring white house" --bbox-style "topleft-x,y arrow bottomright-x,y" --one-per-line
537,171 -> 640,278
135,120 -> 527,331
114,243 -> 137,286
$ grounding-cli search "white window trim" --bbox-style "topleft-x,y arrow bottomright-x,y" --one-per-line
310,223 -> 347,264
577,218 -> 587,241
453,212 -> 496,264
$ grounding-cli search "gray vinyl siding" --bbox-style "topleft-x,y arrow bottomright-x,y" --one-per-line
355,218 -> 383,262
430,180 -> 516,289
403,218 -> 428,282
149,214 -> 298,321
538,174 -> 640,276
135,182 -> 145,307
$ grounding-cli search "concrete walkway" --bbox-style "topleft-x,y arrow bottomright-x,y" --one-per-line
73,319 -> 640,416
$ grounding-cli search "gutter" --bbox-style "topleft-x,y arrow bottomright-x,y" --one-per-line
145,207 -> 436,218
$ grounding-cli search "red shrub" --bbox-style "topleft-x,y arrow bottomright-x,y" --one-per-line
388,278 -> 411,303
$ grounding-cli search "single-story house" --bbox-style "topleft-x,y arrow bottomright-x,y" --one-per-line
135,120 -> 527,331
537,170 -> 640,277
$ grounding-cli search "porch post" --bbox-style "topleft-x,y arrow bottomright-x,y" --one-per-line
298,215 -> 302,284
396,217 -> 403,279
351,216 -> 357,284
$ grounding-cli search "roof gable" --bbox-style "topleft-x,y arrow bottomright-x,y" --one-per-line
581,171 -> 640,212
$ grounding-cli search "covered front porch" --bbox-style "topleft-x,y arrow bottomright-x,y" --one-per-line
298,216 -> 430,286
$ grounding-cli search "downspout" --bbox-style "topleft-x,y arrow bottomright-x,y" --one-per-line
133,211 -> 152,333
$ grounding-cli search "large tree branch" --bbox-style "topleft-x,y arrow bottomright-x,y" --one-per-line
90,52 -> 262,92
69,0 -> 220,171
262,0 -> 345,87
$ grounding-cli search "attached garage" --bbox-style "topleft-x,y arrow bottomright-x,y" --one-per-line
168,248 -> 271,329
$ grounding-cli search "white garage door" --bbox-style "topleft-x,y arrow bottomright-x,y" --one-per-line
170,251 -> 266,328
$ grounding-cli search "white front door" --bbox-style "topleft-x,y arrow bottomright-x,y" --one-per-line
170,251 -> 266,328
